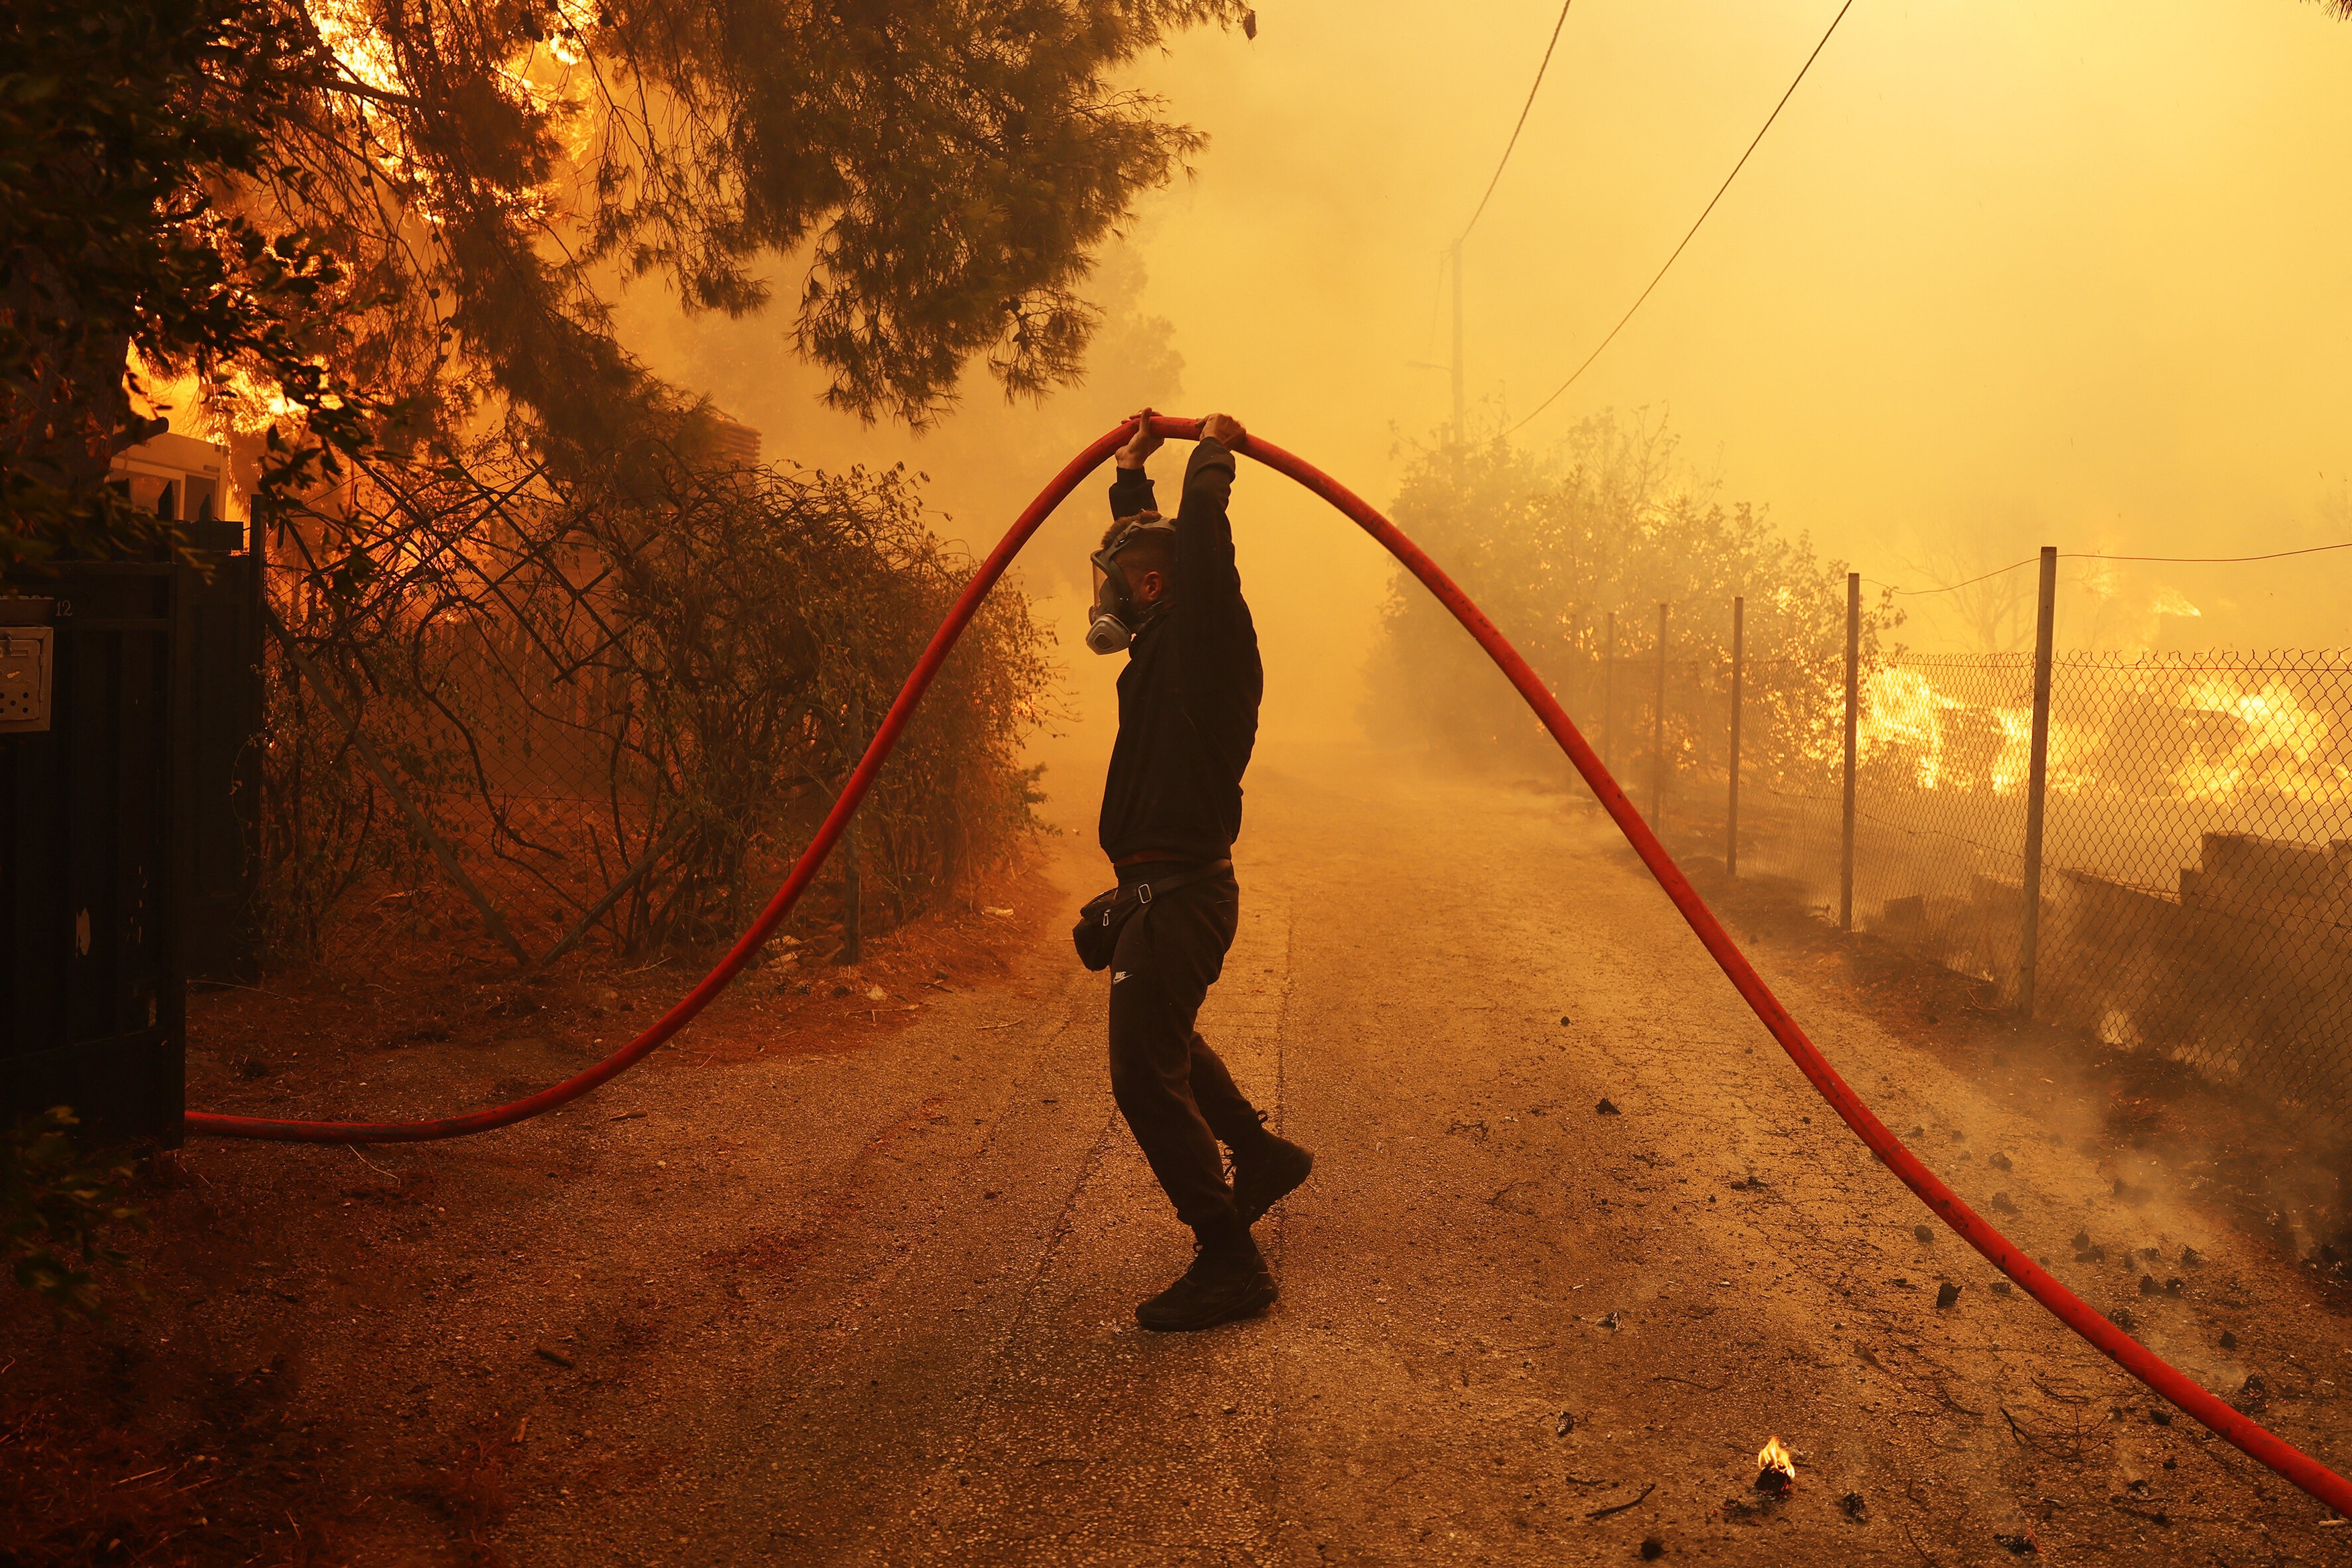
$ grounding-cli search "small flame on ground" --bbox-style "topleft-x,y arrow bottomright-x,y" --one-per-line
1756,1435 -> 1796,1483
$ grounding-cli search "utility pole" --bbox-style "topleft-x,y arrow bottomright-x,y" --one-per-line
2018,546 -> 2058,1019
1651,602 -> 1670,828
1449,238 -> 1465,442
1728,596 -> 1744,877
836,683 -> 864,966
1602,610 -> 1616,769
1840,573 -> 1860,932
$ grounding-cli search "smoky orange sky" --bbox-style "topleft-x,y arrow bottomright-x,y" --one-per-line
618,0 -> 2352,785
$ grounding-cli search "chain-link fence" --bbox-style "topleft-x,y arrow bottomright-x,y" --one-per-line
249,444 -> 1054,972
1667,633 -> 2352,1132
1741,653 -> 2039,988
2038,652 -> 2352,1125
1357,428 -> 2351,1132
262,545 -> 671,966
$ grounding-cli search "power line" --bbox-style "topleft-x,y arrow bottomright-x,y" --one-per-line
1458,0 -> 1576,243
1507,0 -> 1857,436
2097,542 -> 2352,567
1877,539 -> 2352,598
1873,558 -> 2039,598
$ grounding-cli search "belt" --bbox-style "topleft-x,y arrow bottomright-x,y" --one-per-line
1111,852 -> 1232,871
1112,859 -> 1231,905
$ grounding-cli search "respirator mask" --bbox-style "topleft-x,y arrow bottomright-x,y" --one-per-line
1085,516 -> 1175,655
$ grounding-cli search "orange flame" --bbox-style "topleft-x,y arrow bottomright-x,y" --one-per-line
1756,1435 -> 1796,1482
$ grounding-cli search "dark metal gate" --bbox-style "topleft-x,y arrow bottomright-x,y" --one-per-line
1,529 -> 264,1145
2,564 -> 183,1143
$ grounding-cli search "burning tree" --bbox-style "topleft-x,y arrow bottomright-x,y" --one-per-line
2,0 -> 1255,561
0,0 -> 384,571
5,0 -> 1239,956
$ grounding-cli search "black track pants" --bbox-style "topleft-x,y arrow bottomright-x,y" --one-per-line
1105,869 -> 1265,1229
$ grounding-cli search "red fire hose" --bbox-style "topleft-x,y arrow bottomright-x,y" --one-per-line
187,416 -> 2352,1520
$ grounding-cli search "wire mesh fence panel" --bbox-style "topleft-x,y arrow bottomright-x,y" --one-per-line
260,551 -> 677,964
2035,651 -> 2352,1126
1726,649 -> 1853,911
1655,653 -> 1728,849
1571,603 -> 1849,864
1584,650 -> 1739,844
1740,652 -> 2038,990
247,448 -> 1056,972
1848,655 -> 2037,993
1716,638 -> 2352,1132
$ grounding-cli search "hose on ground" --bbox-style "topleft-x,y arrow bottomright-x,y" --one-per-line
186,416 -> 2352,1520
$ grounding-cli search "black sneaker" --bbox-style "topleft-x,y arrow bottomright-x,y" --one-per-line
1135,1243 -> 1278,1332
1233,1132 -> 1314,1226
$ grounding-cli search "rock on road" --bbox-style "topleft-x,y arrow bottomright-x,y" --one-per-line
480,752 -> 2351,1565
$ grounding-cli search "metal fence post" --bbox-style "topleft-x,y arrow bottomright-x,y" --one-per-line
838,684 -> 864,966
1602,610 -> 1616,769
1728,596 -> 1743,877
1652,602 -> 1670,826
1840,572 -> 1859,931
2018,545 -> 2058,1018
1567,609 -> 1583,793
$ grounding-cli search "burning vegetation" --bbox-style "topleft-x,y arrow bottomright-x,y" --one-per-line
1371,405 -> 2352,1140
3,0 -> 1264,958
1,0 -> 1257,580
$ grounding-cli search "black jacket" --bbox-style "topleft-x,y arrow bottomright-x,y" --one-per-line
1097,438 -> 1263,863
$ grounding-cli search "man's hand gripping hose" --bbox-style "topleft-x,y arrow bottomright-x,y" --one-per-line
186,416 -> 2352,1519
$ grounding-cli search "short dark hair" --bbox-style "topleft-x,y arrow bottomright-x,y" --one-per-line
1101,510 -> 1159,548
1103,513 -> 1174,582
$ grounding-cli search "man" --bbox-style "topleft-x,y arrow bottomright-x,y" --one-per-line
1086,407 -> 1314,1333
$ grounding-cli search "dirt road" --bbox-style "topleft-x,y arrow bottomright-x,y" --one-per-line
485,750 -> 2352,1564
34,754 -> 2352,1565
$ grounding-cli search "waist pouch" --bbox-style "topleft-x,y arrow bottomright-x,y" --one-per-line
1072,862 -> 1229,972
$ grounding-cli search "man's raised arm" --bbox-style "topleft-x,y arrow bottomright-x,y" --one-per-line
1176,412 -> 1245,603
1111,408 -> 1162,518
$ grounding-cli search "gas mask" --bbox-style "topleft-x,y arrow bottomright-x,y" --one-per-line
1085,517 -> 1175,655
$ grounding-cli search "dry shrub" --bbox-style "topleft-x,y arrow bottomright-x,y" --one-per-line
577,453 -> 1052,948
254,432 -> 1054,961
